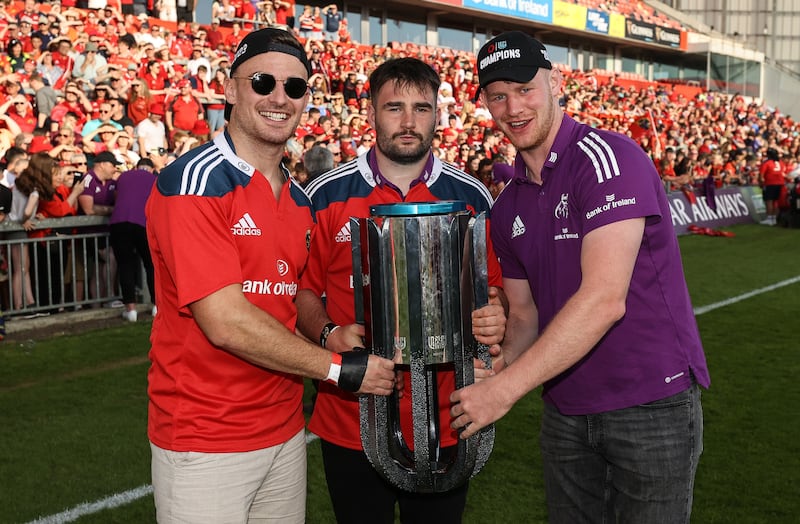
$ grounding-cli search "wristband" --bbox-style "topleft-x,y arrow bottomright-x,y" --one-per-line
319,322 -> 339,348
338,350 -> 369,393
324,352 -> 342,385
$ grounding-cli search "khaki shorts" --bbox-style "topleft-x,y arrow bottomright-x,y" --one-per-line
150,430 -> 306,523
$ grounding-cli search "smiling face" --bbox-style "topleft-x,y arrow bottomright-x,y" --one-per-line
481,68 -> 562,154
225,51 -> 309,149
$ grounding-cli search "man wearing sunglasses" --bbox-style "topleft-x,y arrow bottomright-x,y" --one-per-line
145,27 -> 396,524
296,58 -> 508,524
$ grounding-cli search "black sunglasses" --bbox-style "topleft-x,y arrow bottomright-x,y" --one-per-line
234,72 -> 308,99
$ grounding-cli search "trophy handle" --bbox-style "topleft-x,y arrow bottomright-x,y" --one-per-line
350,217 -> 365,326
466,212 -> 495,477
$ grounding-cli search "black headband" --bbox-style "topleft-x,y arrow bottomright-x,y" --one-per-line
230,33 -> 312,77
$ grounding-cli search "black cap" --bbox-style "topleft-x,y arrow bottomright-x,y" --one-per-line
93,151 -> 122,165
230,27 -> 311,77
475,31 -> 552,100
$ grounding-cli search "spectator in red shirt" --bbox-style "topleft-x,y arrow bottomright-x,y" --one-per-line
51,37 -> 76,74
126,79 -> 154,126
204,67 -> 227,133
274,0 -> 294,29
205,18 -> 224,49
223,22 -> 243,51
20,153 -> 84,308
166,78 -> 204,138
5,95 -> 37,134
169,27 -> 194,59
759,147 -> 788,225
142,60 -> 170,102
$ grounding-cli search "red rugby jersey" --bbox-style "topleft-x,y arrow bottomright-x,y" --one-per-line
146,133 -> 314,453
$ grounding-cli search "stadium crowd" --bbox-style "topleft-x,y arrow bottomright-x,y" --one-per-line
0,1 -> 798,322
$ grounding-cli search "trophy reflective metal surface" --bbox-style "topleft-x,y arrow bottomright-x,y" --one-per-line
351,201 -> 494,493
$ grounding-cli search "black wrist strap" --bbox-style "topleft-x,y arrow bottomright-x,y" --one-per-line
338,350 -> 369,392
320,322 -> 338,348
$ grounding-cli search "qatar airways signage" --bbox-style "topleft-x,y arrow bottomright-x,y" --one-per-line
463,0 -> 553,24
668,187 -> 755,235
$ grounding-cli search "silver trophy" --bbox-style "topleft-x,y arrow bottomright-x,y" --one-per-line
351,201 -> 494,493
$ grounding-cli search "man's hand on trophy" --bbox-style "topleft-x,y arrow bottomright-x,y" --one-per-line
473,344 -> 505,382
325,323 -> 366,353
354,353 -> 397,395
449,377 -> 513,439
325,323 -> 404,396
329,350 -> 396,395
471,287 -> 507,345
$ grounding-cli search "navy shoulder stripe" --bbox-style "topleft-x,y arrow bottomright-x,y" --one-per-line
156,141 -> 253,197
304,159 -> 373,212
288,176 -> 316,222
430,162 -> 494,215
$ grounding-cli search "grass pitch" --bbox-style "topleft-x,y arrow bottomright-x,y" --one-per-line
1,223 -> 798,523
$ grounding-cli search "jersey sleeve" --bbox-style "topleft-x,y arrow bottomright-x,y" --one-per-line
148,191 -> 244,312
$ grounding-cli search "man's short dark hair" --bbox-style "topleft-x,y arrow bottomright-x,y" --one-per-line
2,146 -> 27,168
368,58 -> 440,102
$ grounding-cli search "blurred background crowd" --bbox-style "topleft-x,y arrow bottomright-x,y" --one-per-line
2,1 -> 799,194
0,0 -> 798,324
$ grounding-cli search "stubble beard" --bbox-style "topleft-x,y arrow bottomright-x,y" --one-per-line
514,94 -> 556,154
377,130 -> 434,165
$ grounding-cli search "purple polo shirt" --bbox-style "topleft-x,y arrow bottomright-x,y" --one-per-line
491,114 -> 710,415
109,168 -> 156,228
82,171 -> 117,208
81,170 -> 117,233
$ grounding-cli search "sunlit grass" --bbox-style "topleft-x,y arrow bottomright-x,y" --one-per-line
1,224 -> 798,523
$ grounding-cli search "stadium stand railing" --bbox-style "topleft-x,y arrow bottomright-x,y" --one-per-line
0,217 -> 127,318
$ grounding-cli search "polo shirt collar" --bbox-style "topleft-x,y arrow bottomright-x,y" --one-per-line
366,148 -> 434,193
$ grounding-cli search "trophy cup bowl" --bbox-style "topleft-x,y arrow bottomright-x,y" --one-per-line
352,201 -> 494,493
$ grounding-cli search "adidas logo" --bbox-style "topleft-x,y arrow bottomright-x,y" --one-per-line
335,222 -> 351,243
511,215 -> 526,238
231,213 -> 262,236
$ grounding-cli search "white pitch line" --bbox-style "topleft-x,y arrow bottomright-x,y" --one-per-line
26,484 -> 154,524
28,276 -> 800,524
693,275 -> 800,316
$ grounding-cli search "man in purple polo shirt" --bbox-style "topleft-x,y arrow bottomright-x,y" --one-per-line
80,151 -> 119,305
110,157 -> 157,322
450,31 -> 710,523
